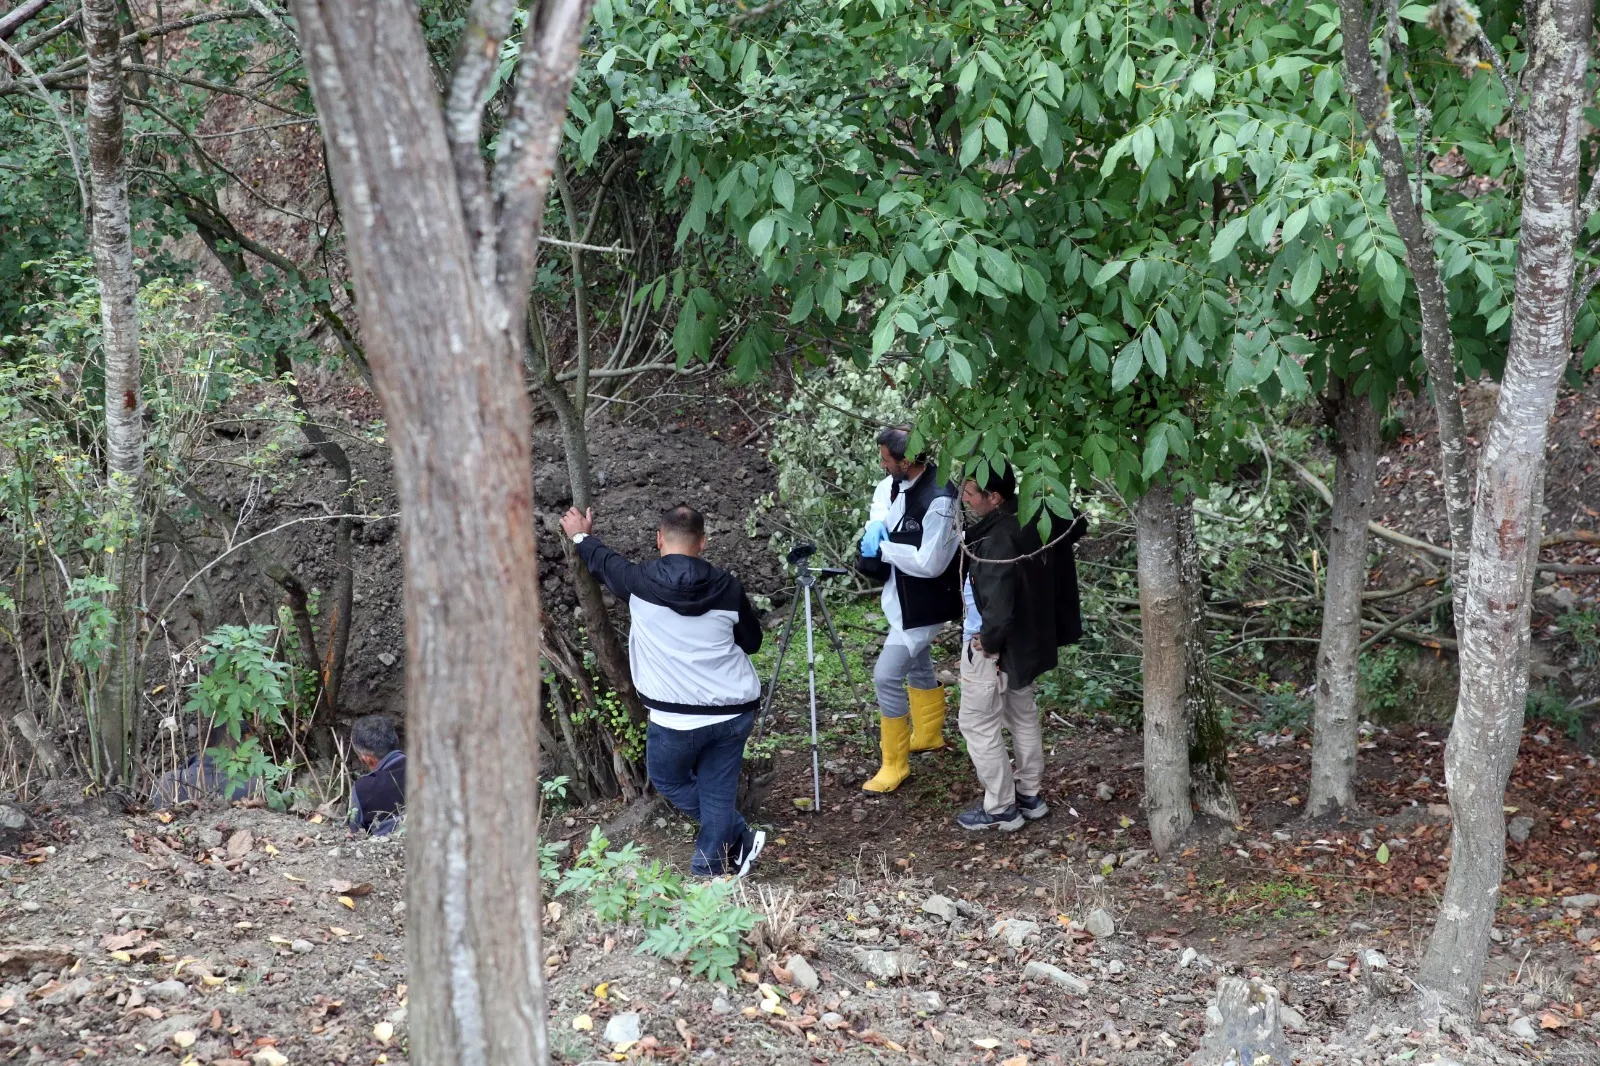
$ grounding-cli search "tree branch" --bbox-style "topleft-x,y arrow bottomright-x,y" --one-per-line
0,33 -> 87,212
444,0 -> 517,287
1336,0 -> 1474,593
491,0 -> 597,315
0,0 -> 50,41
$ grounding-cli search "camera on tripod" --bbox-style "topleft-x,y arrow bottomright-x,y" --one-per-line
787,542 -> 847,580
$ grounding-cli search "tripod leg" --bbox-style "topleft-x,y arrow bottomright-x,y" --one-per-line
812,587 -> 874,737
819,589 -> 870,713
804,586 -> 821,813
759,591 -> 804,720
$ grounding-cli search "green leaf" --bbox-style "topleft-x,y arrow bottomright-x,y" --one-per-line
1093,260 -> 1127,287
1290,253 -> 1322,305
1141,429 -> 1169,480
959,124 -> 985,167
979,245 -> 1023,292
948,349 -> 974,386
1376,842 -> 1391,865
1281,206 -> 1311,245
1025,101 -> 1049,148
1111,341 -> 1143,391
787,286 -> 815,323
1142,327 -> 1167,378
1211,215 -> 1249,261
1190,64 -> 1216,102
748,215 -> 776,256
772,168 -> 796,210
984,116 -> 1008,154
949,246 -> 980,292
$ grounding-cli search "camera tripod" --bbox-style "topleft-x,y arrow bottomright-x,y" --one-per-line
746,543 -> 867,814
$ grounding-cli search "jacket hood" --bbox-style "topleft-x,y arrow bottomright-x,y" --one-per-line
636,554 -> 736,616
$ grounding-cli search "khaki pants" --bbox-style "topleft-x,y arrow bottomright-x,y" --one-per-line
957,640 -> 1043,814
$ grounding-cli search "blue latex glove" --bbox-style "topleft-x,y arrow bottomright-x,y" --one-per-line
860,520 -> 888,558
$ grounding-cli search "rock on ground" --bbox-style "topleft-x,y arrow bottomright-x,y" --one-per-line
1021,961 -> 1089,995
603,1012 -> 642,1045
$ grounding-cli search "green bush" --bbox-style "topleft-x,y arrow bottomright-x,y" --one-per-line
183,624 -> 296,802
638,879 -> 760,987
553,828 -> 761,986
1358,645 -> 1419,720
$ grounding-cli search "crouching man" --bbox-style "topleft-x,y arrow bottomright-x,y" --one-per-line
349,714 -> 406,837
560,504 -> 767,877
956,464 -> 1083,831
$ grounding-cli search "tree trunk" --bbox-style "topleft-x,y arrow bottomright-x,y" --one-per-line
1307,378 -> 1380,817
1177,495 -> 1239,823
290,0 -> 595,1061
1335,0 -> 1473,597
1417,0 -> 1590,1016
84,0 -> 143,783
1137,489 -> 1192,856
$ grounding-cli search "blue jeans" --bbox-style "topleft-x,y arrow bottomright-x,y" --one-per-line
646,712 -> 755,876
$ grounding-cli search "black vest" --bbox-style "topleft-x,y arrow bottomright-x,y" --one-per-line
856,467 -> 963,630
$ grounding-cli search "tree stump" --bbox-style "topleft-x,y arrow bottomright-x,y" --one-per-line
1191,976 -> 1295,1065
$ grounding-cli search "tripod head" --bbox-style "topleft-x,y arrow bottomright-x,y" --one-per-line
787,542 -> 848,586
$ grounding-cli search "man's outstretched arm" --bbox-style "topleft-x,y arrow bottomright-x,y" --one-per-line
561,507 -> 641,600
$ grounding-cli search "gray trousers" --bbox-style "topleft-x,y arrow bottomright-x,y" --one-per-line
957,640 -> 1043,812
873,636 -> 937,719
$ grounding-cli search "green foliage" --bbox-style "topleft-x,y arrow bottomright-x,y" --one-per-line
183,624 -> 293,798
1256,689 -> 1314,735
1525,684 -> 1583,741
553,829 -> 760,986
638,879 -> 760,987
1555,609 -> 1600,668
1358,645 -> 1420,721
748,363 -> 915,566
556,828 -> 684,927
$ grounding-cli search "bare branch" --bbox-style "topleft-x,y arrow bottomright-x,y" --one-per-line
12,8 -> 76,58
1336,0 -> 1474,594
444,0 -> 518,287
538,235 -> 633,254
122,62 -> 313,117
492,0 -> 597,312
0,0 -> 50,41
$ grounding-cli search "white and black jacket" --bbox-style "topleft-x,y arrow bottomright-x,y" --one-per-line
575,537 -> 764,715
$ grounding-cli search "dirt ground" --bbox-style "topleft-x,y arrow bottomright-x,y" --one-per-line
1,694 -> 1594,1065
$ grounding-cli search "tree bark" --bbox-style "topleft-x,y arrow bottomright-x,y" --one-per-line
1137,489 -> 1192,856
83,0 -> 143,783
1335,0 -> 1473,598
1308,378 -> 1380,817
290,1 -> 592,1062
1417,0 -> 1591,1016
1176,495 -> 1239,824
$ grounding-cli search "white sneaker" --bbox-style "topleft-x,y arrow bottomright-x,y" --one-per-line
736,829 -> 766,878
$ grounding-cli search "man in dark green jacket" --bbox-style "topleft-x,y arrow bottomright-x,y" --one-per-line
955,464 -> 1083,831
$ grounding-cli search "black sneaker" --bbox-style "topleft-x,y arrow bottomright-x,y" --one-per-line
956,804 -> 1025,832
734,828 -> 766,877
1016,793 -> 1051,821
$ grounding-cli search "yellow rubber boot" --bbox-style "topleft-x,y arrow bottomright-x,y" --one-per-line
861,715 -> 911,793
907,685 -> 948,752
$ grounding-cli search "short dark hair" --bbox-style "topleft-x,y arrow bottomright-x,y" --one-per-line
659,504 -> 705,541
972,462 -> 1017,501
876,426 -> 927,464
351,715 -> 401,758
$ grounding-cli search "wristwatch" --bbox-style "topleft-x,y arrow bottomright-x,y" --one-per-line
571,532 -> 588,545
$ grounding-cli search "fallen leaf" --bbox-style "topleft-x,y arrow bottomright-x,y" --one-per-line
1539,1012 -> 1566,1030
329,927 -> 351,937
283,873 -> 306,884
373,1020 -> 394,1044
309,813 -> 325,824
252,1050 -> 288,1066
594,982 -> 610,1000
572,1014 -> 593,1031
109,951 -> 132,963
1002,1057 -> 1029,1066
173,1031 -> 196,1049
613,1040 -> 636,1053
973,1038 -> 1002,1050
338,896 -> 355,910
263,844 -> 280,856
1376,843 -> 1390,865
201,975 -> 226,987
100,931 -> 145,951
328,880 -> 373,897
227,831 -> 254,859
675,1018 -> 692,1049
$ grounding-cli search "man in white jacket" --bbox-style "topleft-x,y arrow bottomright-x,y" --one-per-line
856,428 -> 962,793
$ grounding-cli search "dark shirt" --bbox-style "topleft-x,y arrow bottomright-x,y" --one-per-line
350,750 -> 406,836
148,753 -> 257,809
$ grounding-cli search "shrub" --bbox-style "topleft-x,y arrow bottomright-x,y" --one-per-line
638,879 -> 759,987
